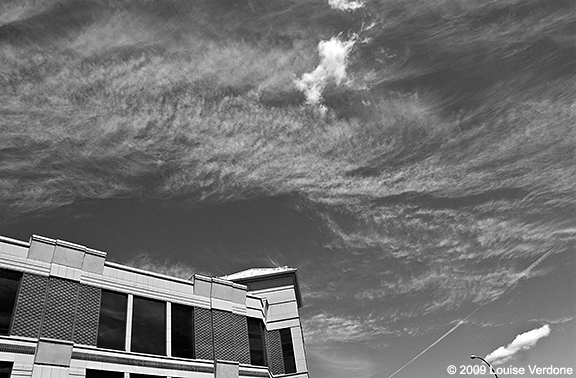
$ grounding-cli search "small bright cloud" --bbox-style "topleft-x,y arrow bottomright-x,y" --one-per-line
295,36 -> 355,108
328,0 -> 364,11
485,324 -> 551,365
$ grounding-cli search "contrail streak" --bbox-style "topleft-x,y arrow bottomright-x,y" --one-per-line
520,248 -> 554,278
386,320 -> 465,378
386,248 -> 555,378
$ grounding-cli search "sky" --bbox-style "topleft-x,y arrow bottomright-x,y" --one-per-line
1,0 -> 575,377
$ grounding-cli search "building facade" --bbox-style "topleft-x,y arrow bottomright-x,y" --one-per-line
0,234 -> 309,378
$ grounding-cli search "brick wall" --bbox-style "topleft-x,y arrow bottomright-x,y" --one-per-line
194,307 -> 214,360
41,278 -> 78,340
11,273 -> 49,338
266,329 -> 285,375
74,284 -> 101,345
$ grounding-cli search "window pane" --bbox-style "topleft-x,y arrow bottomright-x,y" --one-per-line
280,328 -> 296,374
86,370 -> 123,378
130,374 -> 165,378
131,297 -> 166,355
0,269 -> 22,335
247,318 -> 262,333
247,318 -> 266,366
97,290 -> 127,350
171,304 -> 194,359
0,361 -> 13,378
249,334 -> 263,350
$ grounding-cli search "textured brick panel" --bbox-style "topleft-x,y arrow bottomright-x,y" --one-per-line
194,307 -> 213,360
213,310 -> 235,361
266,330 -> 284,375
41,277 -> 79,340
233,314 -> 251,364
12,273 -> 49,338
0,342 -> 35,354
74,284 -> 101,345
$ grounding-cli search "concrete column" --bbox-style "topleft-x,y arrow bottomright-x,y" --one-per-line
125,294 -> 133,352
166,301 -> 172,357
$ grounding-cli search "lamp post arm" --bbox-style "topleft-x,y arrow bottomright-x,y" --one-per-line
470,355 -> 499,378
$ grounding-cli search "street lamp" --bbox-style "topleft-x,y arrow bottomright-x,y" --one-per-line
470,355 -> 498,378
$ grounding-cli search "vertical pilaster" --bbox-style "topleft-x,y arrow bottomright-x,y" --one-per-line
12,353 -> 34,378
125,294 -> 133,352
166,302 -> 172,357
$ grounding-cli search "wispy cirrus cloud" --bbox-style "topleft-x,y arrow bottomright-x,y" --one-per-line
307,347 -> 378,378
122,252 -> 207,279
303,313 -> 393,344
315,206 -> 562,315
466,317 -> 575,330
2,3 -> 576,370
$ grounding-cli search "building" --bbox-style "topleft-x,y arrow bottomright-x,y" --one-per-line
0,234 -> 310,378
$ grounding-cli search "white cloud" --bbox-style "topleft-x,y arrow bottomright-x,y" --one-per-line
485,325 -> 551,365
295,36 -> 355,107
328,0 -> 364,11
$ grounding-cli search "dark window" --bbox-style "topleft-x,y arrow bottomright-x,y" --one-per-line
86,370 -> 123,378
0,268 -> 22,335
131,296 -> 166,355
171,303 -> 194,359
248,318 -> 266,366
0,362 -> 13,378
97,290 -> 128,350
280,328 -> 296,373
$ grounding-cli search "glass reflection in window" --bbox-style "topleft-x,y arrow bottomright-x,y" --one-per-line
86,369 -> 123,378
248,318 -> 266,366
280,328 -> 296,373
0,268 -> 22,335
171,303 -> 194,358
0,361 -> 13,378
131,296 -> 166,355
97,290 -> 127,350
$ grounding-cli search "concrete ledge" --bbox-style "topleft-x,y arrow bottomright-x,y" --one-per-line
212,278 -> 234,301
35,339 -> 73,367
82,253 -> 105,274
53,239 -> 85,268
28,235 -> 107,274
232,284 -> 247,305
28,235 -> 56,263
0,235 -> 30,247
211,297 -> 233,312
193,274 -> 212,297
85,247 -> 107,259
215,360 -> 239,378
